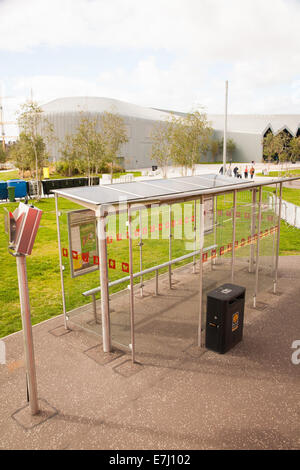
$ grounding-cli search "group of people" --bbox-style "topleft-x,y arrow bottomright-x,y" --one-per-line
219,163 -> 255,179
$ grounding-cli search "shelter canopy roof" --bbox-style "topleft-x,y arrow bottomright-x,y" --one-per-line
52,174 -> 252,210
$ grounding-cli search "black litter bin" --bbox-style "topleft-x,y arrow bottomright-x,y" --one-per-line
206,283 -> 246,354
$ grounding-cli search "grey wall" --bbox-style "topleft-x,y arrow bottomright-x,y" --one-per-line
212,130 -> 263,163
43,111 -> 159,170
43,111 -> 264,170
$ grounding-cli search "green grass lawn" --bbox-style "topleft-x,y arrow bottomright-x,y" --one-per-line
0,170 -> 19,181
1,189 -> 299,338
257,169 -> 300,178
263,186 -> 300,206
0,170 -> 142,182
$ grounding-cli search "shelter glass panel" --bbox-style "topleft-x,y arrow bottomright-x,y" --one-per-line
106,209 -> 131,350
57,198 -> 102,336
257,184 -> 278,297
233,189 -> 256,304
201,192 -> 234,338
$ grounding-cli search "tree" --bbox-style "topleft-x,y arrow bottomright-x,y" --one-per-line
263,133 -> 281,166
72,113 -> 105,184
210,139 -> 220,162
100,111 -> 128,182
289,136 -> 300,163
218,138 -> 236,162
276,132 -> 291,171
170,110 -> 213,175
9,132 -> 45,178
0,146 -> 6,164
150,119 -> 174,178
17,100 -> 54,197
58,134 -> 78,177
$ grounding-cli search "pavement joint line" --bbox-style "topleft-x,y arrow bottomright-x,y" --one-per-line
48,325 -> 72,337
11,398 -> 59,431
83,344 -> 125,366
112,359 -> 144,378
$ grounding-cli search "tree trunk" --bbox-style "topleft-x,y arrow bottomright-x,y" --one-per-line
110,163 -> 113,184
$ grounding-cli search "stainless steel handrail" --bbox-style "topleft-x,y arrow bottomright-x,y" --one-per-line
83,243 -> 217,298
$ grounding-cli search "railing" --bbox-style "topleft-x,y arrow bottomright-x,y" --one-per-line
82,243 -> 217,322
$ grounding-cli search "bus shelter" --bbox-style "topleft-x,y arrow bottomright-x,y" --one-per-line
53,174 -> 299,363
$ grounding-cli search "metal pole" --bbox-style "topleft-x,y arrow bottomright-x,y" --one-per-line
55,194 -> 68,329
155,269 -> 159,296
272,184 -> 278,278
249,188 -> 257,273
198,196 -> 204,348
16,254 -> 39,416
97,211 -> 111,352
193,200 -> 197,273
91,294 -> 99,324
169,204 -> 172,289
274,183 -> 282,294
139,210 -> 143,297
223,80 -> 228,174
253,187 -> 262,308
128,205 -> 136,363
231,190 -> 237,282
212,195 -> 217,267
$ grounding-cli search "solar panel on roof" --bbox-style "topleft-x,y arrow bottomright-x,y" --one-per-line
52,173 -> 251,207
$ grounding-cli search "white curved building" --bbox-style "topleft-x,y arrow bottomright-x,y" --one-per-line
207,114 -> 300,164
42,96 -> 300,168
42,97 -> 174,169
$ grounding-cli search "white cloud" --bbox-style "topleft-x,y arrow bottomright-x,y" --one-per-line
5,57 -> 209,112
1,0 -> 299,116
1,0 -> 299,61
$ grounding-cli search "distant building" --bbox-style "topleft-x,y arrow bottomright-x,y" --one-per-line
41,97 -> 174,169
41,97 -> 300,169
207,114 -> 300,163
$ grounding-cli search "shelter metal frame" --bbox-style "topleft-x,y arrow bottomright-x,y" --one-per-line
53,175 -> 300,363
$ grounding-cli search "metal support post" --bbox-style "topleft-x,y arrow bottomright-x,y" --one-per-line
193,200 -> 197,273
16,254 -> 39,416
231,190 -> 237,282
212,195 -> 217,267
139,210 -> 143,297
91,293 -> 99,324
128,205 -> 136,363
249,188 -> 257,273
273,183 -> 282,294
97,211 -> 111,352
55,194 -> 68,329
272,184 -> 278,277
253,187 -> 262,308
198,196 -> 204,348
223,80 -> 228,174
169,204 -> 172,288
155,270 -> 159,296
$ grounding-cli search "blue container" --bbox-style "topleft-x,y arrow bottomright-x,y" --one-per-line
7,179 -> 27,198
0,181 -> 8,200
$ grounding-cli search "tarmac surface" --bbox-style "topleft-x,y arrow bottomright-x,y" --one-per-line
0,256 -> 299,450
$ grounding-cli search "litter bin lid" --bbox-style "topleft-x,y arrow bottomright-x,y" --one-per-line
207,283 -> 245,301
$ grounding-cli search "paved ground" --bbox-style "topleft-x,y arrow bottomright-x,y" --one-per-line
0,256 -> 299,450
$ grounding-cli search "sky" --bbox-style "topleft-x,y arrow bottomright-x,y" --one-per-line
0,0 -> 299,139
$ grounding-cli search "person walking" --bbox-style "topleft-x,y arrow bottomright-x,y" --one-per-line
250,166 -> 255,179
219,166 -> 224,175
244,166 -> 248,179
233,166 -> 239,177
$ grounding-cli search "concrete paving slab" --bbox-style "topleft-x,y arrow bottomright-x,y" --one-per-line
0,256 -> 299,450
